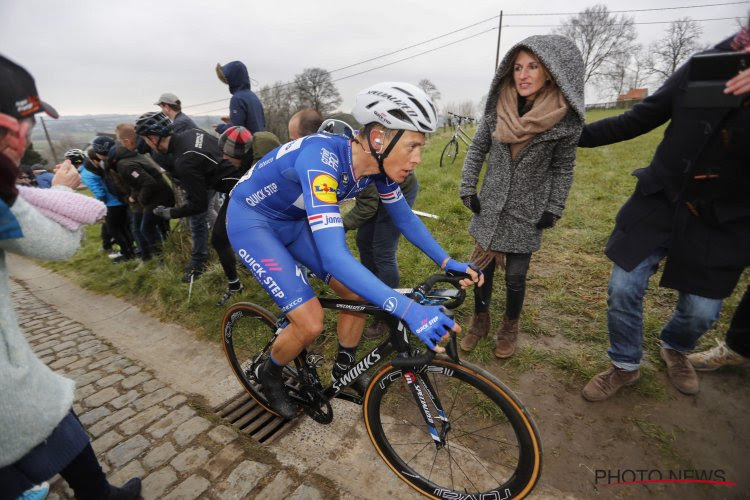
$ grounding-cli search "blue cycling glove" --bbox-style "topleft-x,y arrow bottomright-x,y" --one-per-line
442,258 -> 475,277
401,301 -> 455,351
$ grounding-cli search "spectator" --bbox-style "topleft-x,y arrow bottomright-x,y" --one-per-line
150,96 -> 210,280
249,131 -> 282,164
113,123 -> 175,259
689,286 -> 750,370
80,147 -> 131,258
16,164 -> 36,186
0,54 -> 140,500
31,164 -> 53,188
579,25 -> 750,401
91,136 -> 138,262
458,35 -> 585,358
154,92 -> 198,133
135,112 -> 244,295
288,108 -> 323,140
215,61 -> 265,134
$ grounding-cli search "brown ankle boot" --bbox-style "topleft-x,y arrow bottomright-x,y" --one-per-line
494,317 -> 519,358
460,312 -> 490,352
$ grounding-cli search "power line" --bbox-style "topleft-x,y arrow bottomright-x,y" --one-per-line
503,1 -> 749,16
184,2 -> 745,112
505,16 -> 740,28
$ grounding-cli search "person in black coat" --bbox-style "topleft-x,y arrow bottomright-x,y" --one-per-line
579,25 -> 750,401
135,111 -> 244,301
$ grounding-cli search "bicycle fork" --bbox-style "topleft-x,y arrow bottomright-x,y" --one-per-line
401,370 -> 451,449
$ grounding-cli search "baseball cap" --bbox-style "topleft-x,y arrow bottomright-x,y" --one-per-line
0,55 -> 59,119
154,92 -> 180,106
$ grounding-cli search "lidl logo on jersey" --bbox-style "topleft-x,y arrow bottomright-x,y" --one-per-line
309,171 -> 338,206
308,212 -> 343,232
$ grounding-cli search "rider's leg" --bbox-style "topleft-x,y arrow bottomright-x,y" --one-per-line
329,278 -> 366,348
270,297 -> 324,364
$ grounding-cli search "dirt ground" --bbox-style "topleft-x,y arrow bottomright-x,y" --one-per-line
485,347 -> 750,499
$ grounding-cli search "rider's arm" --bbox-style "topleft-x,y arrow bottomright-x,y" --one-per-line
374,177 -> 449,268
458,117 -> 491,198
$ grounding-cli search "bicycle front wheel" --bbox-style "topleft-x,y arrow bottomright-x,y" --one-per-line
439,139 -> 459,168
363,358 -> 542,499
221,302 -> 279,414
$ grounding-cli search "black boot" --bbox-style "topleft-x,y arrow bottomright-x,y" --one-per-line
108,478 -> 142,500
257,357 -> 297,419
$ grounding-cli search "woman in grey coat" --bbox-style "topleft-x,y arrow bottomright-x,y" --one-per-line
459,35 -> 584,357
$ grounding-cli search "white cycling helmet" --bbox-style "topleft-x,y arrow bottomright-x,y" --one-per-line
352,82 -> 438,133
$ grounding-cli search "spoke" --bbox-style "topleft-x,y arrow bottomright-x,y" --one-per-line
447,438 -> 504,489
404,441 -> 433,465
445,442 -> 480,493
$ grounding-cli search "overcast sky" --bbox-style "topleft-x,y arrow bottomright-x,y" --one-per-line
1,0 -> 747,118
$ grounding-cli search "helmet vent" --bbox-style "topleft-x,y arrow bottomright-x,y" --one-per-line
387,109 -> 412,124
408,97 -> 428,119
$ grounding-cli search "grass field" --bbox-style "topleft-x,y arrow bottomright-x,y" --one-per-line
42,108 -> 749,398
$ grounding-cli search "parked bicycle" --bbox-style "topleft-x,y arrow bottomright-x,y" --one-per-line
222,272 -> 542,498
440,111 -> 475,168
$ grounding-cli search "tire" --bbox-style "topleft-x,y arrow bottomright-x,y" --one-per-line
439,139 -> 459,168
363,358 -> 542,499
221,302 -> 279,415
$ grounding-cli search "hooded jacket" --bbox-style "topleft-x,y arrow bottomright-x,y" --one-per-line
111,145 -> 174,211
216,61 -> 265,134
579,36 -> 750,298
460,35 -> 585,254
79,158 -> 123,207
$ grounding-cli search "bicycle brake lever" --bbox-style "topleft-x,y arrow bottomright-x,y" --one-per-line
446,331 -> 460,364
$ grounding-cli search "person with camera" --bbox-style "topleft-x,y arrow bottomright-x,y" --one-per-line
579,21 -> 750,401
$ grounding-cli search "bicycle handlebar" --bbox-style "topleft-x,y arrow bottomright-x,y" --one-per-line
409,273 -> 467,310
447,111 -> 475,122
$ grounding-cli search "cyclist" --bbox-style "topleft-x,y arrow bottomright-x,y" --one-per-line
63,148 -> 87,168
226,82 -> 482,418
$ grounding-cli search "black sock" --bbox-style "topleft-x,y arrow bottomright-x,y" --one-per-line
333,344 -> 356,379
228,278 -> 241,291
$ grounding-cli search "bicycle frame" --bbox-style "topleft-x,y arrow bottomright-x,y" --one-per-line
256,279 -> 464,447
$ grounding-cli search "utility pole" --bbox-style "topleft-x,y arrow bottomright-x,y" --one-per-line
40,116 -> 59,164
494,10 -> 503,70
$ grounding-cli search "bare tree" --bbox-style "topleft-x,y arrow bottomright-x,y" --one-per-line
259,82 -> 296,142
292,68 -> 342,116
601,44 -> 651,99
646,18 -> 705,84
556,4 -> 637,84
444,100 -> 476,119
417,79 -> 442,103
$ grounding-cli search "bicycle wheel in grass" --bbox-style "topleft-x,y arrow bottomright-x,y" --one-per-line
221,302 -> 281,415
439,139 -> 459,167
363,358 -> 542,499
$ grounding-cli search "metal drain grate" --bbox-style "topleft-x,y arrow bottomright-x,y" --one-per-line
213,389 -> 297,444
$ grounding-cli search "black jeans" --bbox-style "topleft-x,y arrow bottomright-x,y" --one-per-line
105,205 -> 134,258
211,197 -> 238,283
726,286 -> 750,358
473,253 -> 532,320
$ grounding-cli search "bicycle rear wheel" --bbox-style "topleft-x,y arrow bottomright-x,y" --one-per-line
221,302 -> 279,414
439,139 -> 459,168
363,358 -> 542,499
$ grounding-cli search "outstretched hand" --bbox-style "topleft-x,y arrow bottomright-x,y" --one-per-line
442,258 -> 485,288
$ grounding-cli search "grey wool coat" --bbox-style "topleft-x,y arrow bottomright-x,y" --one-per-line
460,35 -> 585,253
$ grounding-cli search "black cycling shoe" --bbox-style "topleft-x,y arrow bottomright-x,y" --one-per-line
257,358 -> 297,419
216,283 -> 244,307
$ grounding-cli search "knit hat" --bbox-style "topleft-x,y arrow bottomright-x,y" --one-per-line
218,126 -> 253,159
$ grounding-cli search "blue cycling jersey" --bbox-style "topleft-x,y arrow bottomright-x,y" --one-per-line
226,134 -> 449,317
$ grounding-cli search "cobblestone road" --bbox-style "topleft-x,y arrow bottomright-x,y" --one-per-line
12,280 -> 329,500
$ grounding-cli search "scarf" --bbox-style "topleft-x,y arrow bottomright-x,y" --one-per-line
17,185 -> 106,231
494,81 -> 568,160
730,27 -> 750,51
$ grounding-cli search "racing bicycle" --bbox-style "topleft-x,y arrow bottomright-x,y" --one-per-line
222,273 -> 542,499
440,112 -> 475,168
